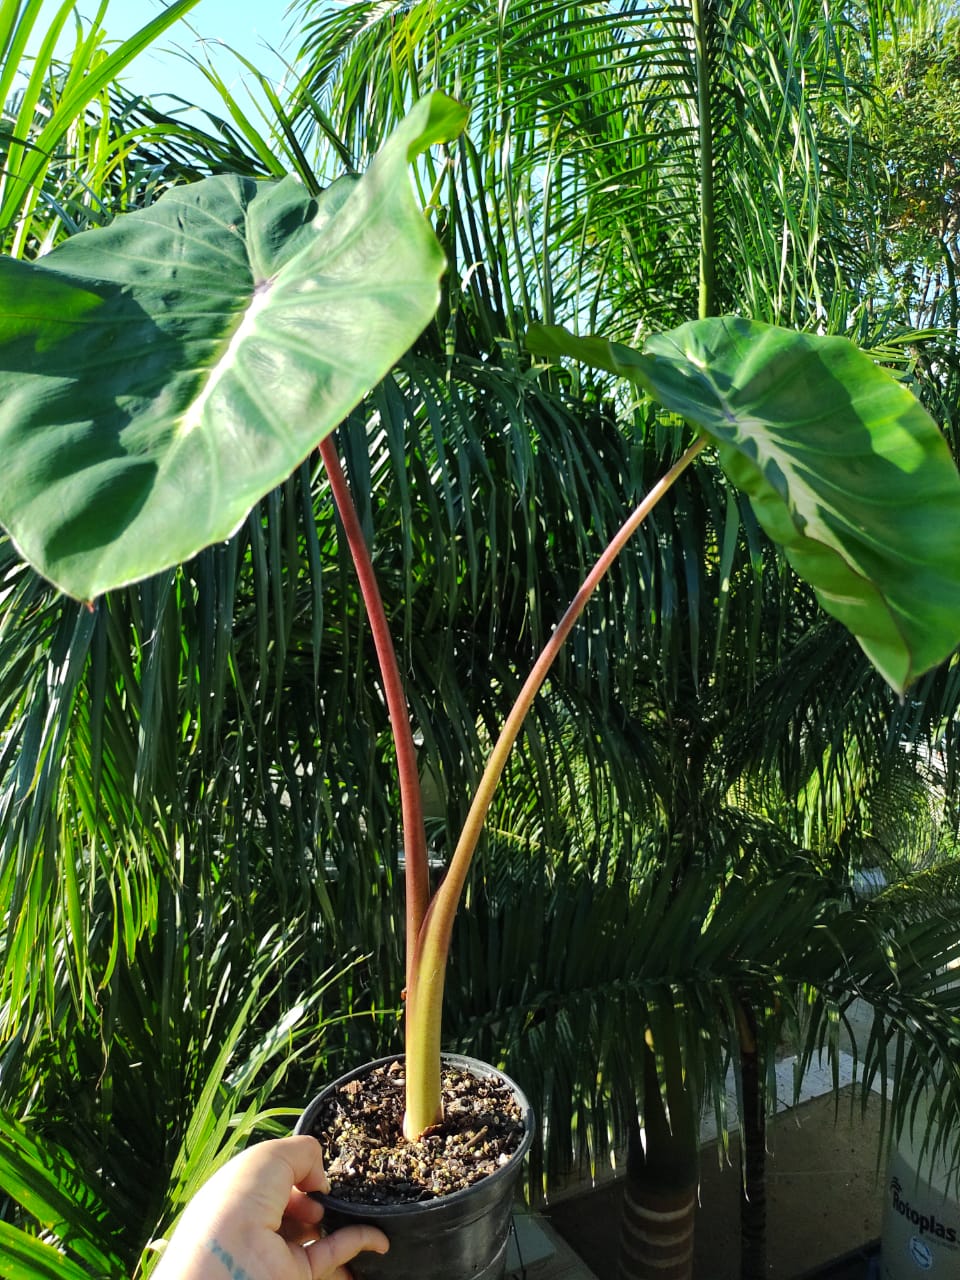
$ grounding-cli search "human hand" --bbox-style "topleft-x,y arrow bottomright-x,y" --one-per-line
151,1135 -> 389,1280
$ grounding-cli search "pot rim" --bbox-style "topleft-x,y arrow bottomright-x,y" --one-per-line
294,1052 -> 534,1218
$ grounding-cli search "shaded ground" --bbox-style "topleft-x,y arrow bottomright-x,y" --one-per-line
795,1242 -> 880,1278
546,1087 -> 884,1278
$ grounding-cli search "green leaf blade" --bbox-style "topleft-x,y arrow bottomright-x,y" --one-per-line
0,92 -> 468,600
528,317 -> 960,692
0,1111 -> 118,1274
0,1223 -> 98,1280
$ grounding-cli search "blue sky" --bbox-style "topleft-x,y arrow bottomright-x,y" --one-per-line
45,1 -> 299,115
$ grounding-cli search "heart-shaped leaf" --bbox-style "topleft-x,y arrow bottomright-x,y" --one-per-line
528,317 -> 960,692
0,92 -> 468,600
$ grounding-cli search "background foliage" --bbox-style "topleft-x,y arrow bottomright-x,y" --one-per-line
2,0 -> 960,1275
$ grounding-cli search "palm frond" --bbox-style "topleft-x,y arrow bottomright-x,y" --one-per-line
0,0 -> 203,255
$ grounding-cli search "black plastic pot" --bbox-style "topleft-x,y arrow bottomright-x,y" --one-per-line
295,1053 -> 534,1280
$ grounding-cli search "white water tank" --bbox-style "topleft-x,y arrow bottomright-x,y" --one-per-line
881,1092 -> 960,1277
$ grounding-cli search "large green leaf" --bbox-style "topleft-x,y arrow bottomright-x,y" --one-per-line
527,317 -> 960,692
0,91 -> 467,601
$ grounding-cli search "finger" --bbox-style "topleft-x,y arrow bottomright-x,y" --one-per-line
213,1137 -> 331,1218
283,1136 -> 332,1195
303,1225 -> 390,1278
272,1135 -> 332,1194
278,1216 -> 321,1246
283,1187 -> 326,1226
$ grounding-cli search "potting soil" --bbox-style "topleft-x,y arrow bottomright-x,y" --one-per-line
307,1058 -> 526,1204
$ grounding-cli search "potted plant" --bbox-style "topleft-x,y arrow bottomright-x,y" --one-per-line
2,91 -> 960,1280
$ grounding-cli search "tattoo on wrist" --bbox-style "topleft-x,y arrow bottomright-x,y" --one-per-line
205,1238 -> 253,1279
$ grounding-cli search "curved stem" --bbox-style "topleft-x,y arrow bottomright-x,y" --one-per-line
403,436 -> 708,1138
319,436 -> 429,989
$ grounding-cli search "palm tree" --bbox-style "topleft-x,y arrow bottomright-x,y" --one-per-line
0,4 -> 368,1273
0,0 -> 209,254
0,14 -> 661,1270
281,2 -> 960,1276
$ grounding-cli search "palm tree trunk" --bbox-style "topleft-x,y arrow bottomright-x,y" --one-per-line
738,1001 -> 766,1280
618,1048 -> 699,1280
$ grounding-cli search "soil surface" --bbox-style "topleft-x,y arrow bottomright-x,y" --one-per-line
307,1059 -> 526,1204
